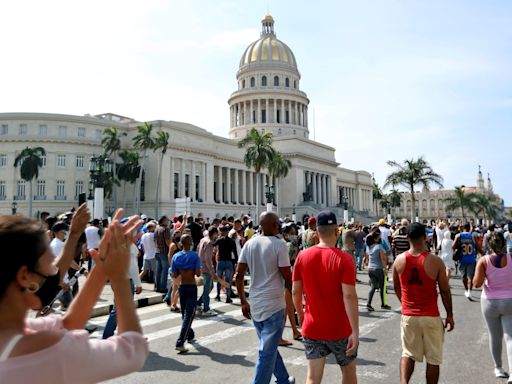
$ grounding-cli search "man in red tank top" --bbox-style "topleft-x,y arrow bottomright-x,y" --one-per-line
393,223 -> 454,384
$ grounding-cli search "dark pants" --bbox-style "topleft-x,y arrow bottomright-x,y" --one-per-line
177,284 -> 198,347
368,268 -> 385,306
102,279 -> 135,339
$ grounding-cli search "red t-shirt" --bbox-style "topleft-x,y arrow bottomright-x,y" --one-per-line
292,245 -> 356,340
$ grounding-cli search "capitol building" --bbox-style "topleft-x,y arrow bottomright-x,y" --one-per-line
0,15 -> 375,221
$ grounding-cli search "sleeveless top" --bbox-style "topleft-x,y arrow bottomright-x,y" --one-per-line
399,251 -> 440,317
482,253 -> 512,300
460,232 -> 477,264
0,335 -> 23,362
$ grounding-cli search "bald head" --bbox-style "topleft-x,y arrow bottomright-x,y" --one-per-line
259,212 -> 280,236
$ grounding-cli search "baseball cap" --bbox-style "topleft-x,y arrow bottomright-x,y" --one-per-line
378,218 -> 386,226
407,222 -> 426,240
140,214 -> 147,220
316,211 -> 337,226
307,216 -> 317,225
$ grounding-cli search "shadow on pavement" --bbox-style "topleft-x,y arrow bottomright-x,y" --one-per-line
356,357 -> 386,367
190,343 -> 255,367
141,351 -> 200,373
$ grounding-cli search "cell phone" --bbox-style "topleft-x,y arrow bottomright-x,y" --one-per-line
78,193 -> 86,206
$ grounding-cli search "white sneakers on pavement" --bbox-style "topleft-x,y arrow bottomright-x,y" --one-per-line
495,367 -> 509,378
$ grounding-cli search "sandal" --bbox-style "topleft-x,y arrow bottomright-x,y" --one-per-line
279,339 -> 293,347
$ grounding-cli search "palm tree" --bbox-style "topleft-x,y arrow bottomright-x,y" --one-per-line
444,186 -> 476,223
268,151 -> 292,216
470,193 -> 501,224
133,122 -> 155,214
153,130 -> 170,218
238,128 -> 275,222
372,180 -> 383,216
14,146 -> 46,217
384,157 -> 443,222
388,188 -> 402,208
101,126 -> 125,210
117,150 -> 140,210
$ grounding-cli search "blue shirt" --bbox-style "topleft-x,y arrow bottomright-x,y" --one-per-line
171,250 -> 201,272
460,232 -> 477,264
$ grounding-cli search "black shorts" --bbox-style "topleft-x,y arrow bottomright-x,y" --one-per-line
302,337 -> 357,366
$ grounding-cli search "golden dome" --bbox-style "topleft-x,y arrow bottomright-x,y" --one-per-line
239,15 -> 297,69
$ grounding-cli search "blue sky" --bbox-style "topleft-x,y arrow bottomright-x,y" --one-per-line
1,0 -> 510,204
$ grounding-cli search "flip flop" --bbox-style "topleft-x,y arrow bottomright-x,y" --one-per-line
279,339 -> 293,347
294,335 -> 303,341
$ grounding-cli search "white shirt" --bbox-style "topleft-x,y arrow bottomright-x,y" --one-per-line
50,238 -> 65,258
239,235 -> 290,322
379,226 -> 392,249
85,226 -> 101,249
128,243 -> 142,288
141,232 -> 156,260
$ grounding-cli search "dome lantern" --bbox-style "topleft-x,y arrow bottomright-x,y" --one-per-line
261,14 -> 276,37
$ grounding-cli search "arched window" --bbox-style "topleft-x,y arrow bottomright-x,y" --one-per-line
242,79 -> 246,88
262,76 -> 267,86
273,76 -> 279,86
285,78 -> 290,87
250,77 -> 255,87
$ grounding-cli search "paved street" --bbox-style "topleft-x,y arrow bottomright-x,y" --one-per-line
96,270 -> 506,384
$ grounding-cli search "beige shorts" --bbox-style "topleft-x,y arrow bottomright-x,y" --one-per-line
401,315 -> 444,365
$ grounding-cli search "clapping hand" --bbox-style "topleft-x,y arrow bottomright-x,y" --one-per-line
91,209 -> 143,279
69,204 -> 90,236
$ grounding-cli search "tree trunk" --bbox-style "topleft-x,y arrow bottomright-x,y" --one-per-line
255,171 -> 260,224
155,153 -> 164,219
28,179 -> 33,217
112,154 -> 118,210
135,149 -> 147,215
410,190 -> 416,222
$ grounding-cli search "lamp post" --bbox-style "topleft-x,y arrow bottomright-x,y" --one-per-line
264,184 -> 275,213
89,154 -> 112,220
11,200 -> 17,215
342,194 -> 349,224
292,203 -> 296,223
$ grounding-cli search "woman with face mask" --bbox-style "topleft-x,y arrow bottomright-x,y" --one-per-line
0,209 -> 148,383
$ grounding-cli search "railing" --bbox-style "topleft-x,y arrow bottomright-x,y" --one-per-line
54,195 -> 67,201
34,195 -> 47,200
13,195 -> 26,200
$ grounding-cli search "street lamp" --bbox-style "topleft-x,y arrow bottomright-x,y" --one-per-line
89,154 -> 113,220
292,203 -> 296,222
11,201 -> 17,215
264,184 -> 275,213
342,194 -> 349,224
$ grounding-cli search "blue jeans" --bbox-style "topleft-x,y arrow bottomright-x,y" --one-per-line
252,309 -> 290,384
355,248 -> 365,269
197,273 -> 214,311
216,260 -> 233,298
102,279 -> 135,339
155,253 -> 170,292
177,284 -> 197,347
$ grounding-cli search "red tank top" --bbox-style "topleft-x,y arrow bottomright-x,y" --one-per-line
399,251 -> 440,316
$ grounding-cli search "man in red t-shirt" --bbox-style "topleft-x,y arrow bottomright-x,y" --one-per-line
292,211 -> 359,384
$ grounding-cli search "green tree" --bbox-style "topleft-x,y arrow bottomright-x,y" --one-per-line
14,146 -> 46,217
101,126 -> 125,210
268,151 -> 292,216
153,130 -> 170,218
372,180 -> 383,216
117,150 -> 140,210
444,186 -> 475,223
470,193 -> 501,224
384,157 -> 443,222
388,188 -> 402,208
238,128 -> 276,222
133,122 -> 155,214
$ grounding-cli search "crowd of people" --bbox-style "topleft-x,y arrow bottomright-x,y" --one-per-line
0,204 -> 511,384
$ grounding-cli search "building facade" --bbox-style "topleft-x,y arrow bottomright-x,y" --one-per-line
0,15 -> 374,221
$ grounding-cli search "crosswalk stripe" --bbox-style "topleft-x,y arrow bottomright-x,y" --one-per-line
146,309 -> 245,342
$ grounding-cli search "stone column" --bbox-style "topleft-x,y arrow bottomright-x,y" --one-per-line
226,168 -> 232,203
190,161 -> 196,201
241,170 -> 247,204
265,99 -> 269,124
250,100 -> 254,123
305,106 -> 308,128
216,166 -> 222,203
206,162 -> 214,203
273,99 -> 277,123
312,172 -> 317,203
257,99 -> 261,124
169,157 -> 174,201
180,160 -> 185,198
248,171 -> 254,204
234,169 -> 239,203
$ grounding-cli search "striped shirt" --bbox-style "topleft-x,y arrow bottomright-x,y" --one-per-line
392,234 -> 410,256
154,225 -> 171,254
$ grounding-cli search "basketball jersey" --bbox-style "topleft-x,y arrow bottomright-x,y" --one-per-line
460,232 -> 477,264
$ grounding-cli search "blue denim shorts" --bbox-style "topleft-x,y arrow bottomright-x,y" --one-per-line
302,337 -> 357,366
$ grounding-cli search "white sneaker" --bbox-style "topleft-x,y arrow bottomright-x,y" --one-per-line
464,290 -> 470,298
495,367 -> 509,378
175,345 -> 189,353
202,309 -> 217,317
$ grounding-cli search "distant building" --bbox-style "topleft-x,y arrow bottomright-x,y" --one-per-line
0,15 -> 375,221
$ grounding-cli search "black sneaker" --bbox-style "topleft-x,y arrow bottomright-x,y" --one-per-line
226,298 -> 233,304
381,305 -> 391,310
366,304 -> 375,312
215,296 -> 221,302
230,292 -> 239,298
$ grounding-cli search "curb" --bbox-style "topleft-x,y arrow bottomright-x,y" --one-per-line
90,293 -> 165,318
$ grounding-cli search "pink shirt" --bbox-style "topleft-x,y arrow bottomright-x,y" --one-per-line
482,254 -> 512,300
0,315 -> 148,383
